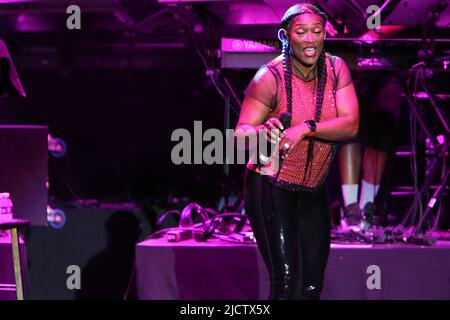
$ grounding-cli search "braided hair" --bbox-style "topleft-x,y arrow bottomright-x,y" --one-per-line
279,3 -> 329,187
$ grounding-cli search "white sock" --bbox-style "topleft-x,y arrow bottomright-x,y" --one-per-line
341,184 -> 359,207
359,180 -> 380,209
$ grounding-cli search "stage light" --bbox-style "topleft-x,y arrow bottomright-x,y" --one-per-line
48,134 -> 67,158
47,205 -> 66,229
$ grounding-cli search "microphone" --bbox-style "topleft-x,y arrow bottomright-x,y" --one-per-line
279,111 -> 292,131
258,112 -> 292,166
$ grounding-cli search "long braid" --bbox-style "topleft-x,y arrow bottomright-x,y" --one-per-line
314,51 -> 327,121
303,51 -> 327,185
282,40 -> 293,122
273,38 -> 293,180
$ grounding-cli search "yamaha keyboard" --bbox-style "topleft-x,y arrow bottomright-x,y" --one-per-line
158,0 -> 450,70
220,37 -> 450,70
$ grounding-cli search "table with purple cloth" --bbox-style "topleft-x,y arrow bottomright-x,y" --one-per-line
135,237 -> 450,300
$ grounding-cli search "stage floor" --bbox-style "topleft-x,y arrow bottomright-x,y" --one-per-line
135,237 -> 450,300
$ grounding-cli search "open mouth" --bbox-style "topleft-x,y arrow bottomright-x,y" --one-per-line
303,47 -> 317,57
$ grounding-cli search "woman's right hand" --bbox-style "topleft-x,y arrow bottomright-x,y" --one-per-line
263,117 -> 285,144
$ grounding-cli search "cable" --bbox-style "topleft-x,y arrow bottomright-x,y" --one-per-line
410,66 -> 422,225
409,67 -> 420,226
156,210 -> 180,229
212,233 -> 254,244
402,64 -> 423,228
123,260 -> 136,300
148,226 -> 203,239
56,167 -> 83,201
401,56 -> 449,234
174,9 -> 242,115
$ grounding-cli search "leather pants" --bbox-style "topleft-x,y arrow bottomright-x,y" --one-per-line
244,169 -> 331,300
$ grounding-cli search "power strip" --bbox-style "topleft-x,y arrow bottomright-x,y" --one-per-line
167,230 -> 192,242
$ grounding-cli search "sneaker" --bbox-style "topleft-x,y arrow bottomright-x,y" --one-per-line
340,202 -> 362,230
361,202 -> 376,230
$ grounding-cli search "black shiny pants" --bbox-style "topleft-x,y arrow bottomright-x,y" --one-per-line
244,169 -> 331,300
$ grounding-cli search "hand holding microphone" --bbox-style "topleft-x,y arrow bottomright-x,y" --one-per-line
278,115 -> 314,159
263,117 -> 285,144
279,125 -> 310,159
260,112 -> 293,163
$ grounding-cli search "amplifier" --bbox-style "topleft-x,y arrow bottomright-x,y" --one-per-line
0,125 -> 48,226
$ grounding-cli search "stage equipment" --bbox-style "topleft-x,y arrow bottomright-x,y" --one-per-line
46,205 -> 66,229
400,55 -> 450,245
47,134 -> 67,158
149,202 -> 251,243
0,125 -> 48,226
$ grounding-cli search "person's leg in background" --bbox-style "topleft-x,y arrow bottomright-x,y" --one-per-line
359,146 -> 388,225
359,74 -> 403,227
338,72 -> 367,228
339,142 -> 362,227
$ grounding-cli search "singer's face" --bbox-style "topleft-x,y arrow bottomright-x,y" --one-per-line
286,13 -> 325,67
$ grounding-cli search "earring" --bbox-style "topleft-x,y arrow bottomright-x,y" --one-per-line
278,28 -> 287,42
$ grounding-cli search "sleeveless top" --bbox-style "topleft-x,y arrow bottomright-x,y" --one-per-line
244,53 -> 353,191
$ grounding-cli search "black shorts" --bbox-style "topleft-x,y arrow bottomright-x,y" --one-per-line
344,71 -> 404,153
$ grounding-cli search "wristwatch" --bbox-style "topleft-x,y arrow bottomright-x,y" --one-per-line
304,120 -> 317,135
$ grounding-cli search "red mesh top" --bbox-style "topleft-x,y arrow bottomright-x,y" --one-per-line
245,53 -> 353,190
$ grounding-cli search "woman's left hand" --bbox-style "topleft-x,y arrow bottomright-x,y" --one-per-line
279,123 -> 309,158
